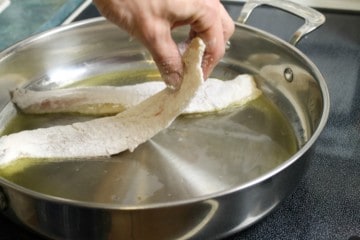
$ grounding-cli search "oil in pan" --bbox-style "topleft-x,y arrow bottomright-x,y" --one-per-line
0,69 -> 298,206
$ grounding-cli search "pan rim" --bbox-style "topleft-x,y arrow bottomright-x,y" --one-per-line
0,17 -> 330,210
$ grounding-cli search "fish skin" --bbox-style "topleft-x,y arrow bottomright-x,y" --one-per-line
0,37 -> 205,166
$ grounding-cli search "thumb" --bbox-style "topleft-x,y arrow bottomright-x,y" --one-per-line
142,31 -> 183,90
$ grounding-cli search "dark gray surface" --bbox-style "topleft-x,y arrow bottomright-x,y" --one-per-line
0,3 -> 359,240
224,4 -> 360,240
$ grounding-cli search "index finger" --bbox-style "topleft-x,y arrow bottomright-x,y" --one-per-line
138,19 -> 184,90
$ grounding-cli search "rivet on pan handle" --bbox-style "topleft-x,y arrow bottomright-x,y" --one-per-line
237,0 -> 325,45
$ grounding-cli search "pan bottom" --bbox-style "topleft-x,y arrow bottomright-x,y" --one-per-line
0,92 -> 297,206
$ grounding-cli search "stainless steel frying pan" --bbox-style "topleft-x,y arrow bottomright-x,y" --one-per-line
0,0 -> 329,239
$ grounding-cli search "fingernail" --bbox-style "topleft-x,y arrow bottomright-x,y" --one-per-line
201,55 -> 215,79
164,72 -> 182,90
177,41 -> 188,56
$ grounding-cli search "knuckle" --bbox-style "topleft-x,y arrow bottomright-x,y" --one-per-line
224,22 -> 235,40
202,0 -> 220,15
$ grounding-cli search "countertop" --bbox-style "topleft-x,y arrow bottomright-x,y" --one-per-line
0,0 -> 87,51
0,2 -> 359,240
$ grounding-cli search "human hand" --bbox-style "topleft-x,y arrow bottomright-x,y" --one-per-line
93,0 -> 234,89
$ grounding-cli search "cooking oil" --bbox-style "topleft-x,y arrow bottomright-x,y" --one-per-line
0,71 -> 298,205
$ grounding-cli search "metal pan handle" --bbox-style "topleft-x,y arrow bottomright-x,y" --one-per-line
236,0 -> 325,45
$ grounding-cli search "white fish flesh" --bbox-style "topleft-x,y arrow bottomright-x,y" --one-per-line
11,75 -> 261,115
0,37 -> 205,166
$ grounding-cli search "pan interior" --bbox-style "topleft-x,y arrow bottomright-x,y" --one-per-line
0,63 -> 298,206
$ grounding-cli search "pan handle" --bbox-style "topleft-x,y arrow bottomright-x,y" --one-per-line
236,0 -> 325,45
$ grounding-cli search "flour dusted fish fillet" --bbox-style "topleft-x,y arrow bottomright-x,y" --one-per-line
0,37 -> 205,166
11,75 -> 260,115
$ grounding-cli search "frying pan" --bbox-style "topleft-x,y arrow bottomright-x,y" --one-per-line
0,0 -> 329,239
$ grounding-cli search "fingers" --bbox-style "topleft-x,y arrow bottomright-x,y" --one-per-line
197,19 -> 225,79
94,0 -> 184,89
206,4 -> 234,77
93,0 -> 235,85
139,20 -> 184,90
220,4 -> 235,43
190,3 -> 235,78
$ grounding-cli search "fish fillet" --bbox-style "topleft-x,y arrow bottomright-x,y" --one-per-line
11,75 -> 260,115
0,37 -> 205,166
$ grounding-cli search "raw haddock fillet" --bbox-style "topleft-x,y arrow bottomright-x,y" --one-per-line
0,37 -> 205,166
11,75 -> 261,115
